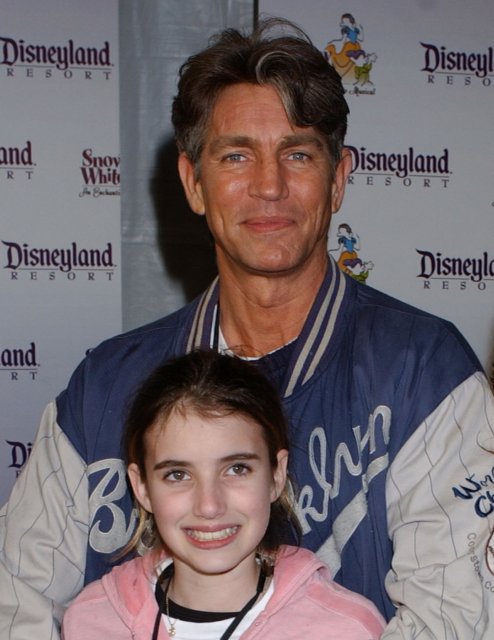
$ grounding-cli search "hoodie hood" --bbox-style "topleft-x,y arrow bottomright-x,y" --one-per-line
101,547 -> 325,628
97,546 -> 384,640
263,546 -> 328,615
101,551 -> 162,631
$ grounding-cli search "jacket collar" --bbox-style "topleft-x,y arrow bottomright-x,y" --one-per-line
186,256 -> 349,399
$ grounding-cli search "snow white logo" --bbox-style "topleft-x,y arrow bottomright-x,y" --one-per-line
329,224 -> 374,284
323,13 -> 378,95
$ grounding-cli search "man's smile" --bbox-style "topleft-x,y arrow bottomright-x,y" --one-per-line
242,217 -> 295,233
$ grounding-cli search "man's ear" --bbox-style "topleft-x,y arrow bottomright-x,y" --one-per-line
128,463 -> 153,513
178,152 -> 206,215
331,147 -> 352,214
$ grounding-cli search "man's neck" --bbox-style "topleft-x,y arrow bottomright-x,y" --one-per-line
218,257 -> 328,357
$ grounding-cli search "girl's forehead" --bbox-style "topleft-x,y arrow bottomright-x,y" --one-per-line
144,407 -> 268,457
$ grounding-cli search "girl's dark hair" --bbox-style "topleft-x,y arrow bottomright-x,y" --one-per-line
123,349 -> 300,571
172,17 -> 348,178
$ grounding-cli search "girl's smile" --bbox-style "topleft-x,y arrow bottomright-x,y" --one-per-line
185,525 -> 239,546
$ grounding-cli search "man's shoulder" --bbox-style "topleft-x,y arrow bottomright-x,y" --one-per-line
353,278 -> 449,323
339,278 -> 482,433
55,299 -> 199,446
349,277 -> 480,366
95,300 -> 195,352
83,299 -> 197,373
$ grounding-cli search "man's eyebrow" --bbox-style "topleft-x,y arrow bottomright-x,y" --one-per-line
208,136 -> 254,155
281,134 -> 325,150
208,134 -> 325,155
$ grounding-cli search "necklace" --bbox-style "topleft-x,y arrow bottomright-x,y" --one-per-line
165,587 -> 177,636
153,563 -> 267,640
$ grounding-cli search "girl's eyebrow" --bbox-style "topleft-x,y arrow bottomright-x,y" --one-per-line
153,459 -> 190,471
220,453 -> 260,463
153,452 -> 260,471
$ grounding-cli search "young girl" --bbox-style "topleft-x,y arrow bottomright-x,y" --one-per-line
62,350 -> 385,640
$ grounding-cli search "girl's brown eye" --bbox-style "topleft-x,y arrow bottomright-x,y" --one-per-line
165,470 -> 189,482
227,463 -> 249,476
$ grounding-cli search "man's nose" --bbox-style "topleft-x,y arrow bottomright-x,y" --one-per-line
248,157 -> 288,201
193,479 -> 227,519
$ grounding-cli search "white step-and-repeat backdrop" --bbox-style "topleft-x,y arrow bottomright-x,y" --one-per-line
261,0 -> 494,373
0,1 -> 121,504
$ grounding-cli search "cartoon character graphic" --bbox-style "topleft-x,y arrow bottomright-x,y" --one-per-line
354,52 -> 378,87
342,257 -> 374,284
324,14 -> 377,88
329,223 -> 374,283
335,223 -> 359,267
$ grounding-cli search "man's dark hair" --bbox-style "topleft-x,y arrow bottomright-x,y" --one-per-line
172,18 -> 349,176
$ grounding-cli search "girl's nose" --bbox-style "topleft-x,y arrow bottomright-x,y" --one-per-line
193,479 -> 227,519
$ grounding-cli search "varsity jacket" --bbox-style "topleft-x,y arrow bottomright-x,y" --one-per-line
61,546 -> 385,640
2,256 -> 494,640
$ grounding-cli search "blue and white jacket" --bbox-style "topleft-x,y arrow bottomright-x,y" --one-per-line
2,257 -> 494,640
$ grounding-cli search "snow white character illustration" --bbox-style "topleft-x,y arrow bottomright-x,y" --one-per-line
325,14 -> 364,83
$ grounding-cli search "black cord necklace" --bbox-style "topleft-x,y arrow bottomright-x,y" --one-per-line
152,563 -> 266,640
212,301 -> 220,351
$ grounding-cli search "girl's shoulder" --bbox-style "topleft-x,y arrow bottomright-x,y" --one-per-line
62,553 -> 163,639
268,547 -> 385,640
66,576 -> 107,608
61,576 -> 124,639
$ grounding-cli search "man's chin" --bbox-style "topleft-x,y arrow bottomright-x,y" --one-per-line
235,257 -> 311,279
216,242 -> 327,279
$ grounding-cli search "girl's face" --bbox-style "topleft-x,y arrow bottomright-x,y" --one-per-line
128,408 -> 288,582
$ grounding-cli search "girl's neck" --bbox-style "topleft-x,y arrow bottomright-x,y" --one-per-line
169,556 -> 260,612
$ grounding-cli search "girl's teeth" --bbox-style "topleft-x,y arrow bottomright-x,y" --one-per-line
188,527 -> 238,541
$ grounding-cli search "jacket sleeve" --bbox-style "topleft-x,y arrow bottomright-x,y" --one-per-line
0,401 -> 89,640
382,372 -> 494,639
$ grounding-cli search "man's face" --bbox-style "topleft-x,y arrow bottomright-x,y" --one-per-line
179,83 -> 350,278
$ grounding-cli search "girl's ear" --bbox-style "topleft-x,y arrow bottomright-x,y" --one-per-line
128,463 -> 153,514
271,449 -> 288,503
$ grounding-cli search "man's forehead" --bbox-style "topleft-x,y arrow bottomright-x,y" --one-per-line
203,83 -> 327,150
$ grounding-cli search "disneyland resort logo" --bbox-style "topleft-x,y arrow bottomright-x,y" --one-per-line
0,34 -> 113,80
0,341 -> 39,382
79,148 -> 120,197
417,250 -> 494,291
323,13 -> 378,95
421,42 -> 494,87
0,140 -> 35,181
2,240 -> 116,282
346,145 -> 451,188
6,439 -> 32,477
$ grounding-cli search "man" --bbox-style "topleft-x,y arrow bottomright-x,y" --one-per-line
1,19 -> 494,639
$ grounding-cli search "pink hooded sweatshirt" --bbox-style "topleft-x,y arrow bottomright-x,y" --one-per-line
62,546 -> 385,640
